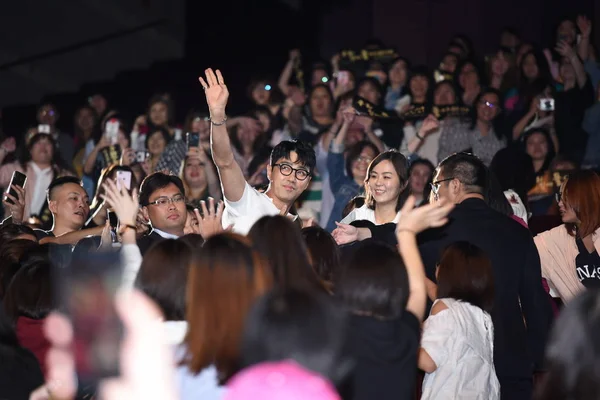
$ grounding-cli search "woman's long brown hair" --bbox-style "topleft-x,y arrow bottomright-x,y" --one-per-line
184,233 -> 273,383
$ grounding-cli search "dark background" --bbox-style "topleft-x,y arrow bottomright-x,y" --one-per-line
1,0 -> 598,139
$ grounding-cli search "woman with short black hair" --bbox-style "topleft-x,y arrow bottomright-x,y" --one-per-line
419,241 -> 499,399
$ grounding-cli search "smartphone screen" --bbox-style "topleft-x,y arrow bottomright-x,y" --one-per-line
4,171 -> 27,205
105,119 -> 120,145
186,132 -> 200,149
38,124 -> 51,134
539,98 -> 555,111
135,151 -> 147,163
116,171 -> 132,191
54,251 -> 123,387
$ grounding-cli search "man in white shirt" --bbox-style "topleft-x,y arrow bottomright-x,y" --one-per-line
199,68 -> 316,235
137,172 -> 187,254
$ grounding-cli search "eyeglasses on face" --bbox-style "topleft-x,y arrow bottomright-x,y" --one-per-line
430,177 -> 455,197
148,194 -> 185,207
479,100 -> 499,109
274,163 -> 311,181
355,156 -> 373,164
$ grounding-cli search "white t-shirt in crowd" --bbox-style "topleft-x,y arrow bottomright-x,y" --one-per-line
30,162 -> 53,215
420,298 -> 500,400
222,182 -> 297,235
340,204 -> 401,226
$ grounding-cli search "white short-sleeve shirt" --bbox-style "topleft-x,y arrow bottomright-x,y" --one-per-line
340,204 -> 401,226
420,298 -> 500,400
222,182 -> 297,235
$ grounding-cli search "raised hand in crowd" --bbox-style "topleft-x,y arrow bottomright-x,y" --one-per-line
31,291 -> 177,400
332,222 -> 360,245
99,220 -> 113,250
555,39 -> 588,89
227,116 -> 261,133
3,184 -> 26,223
133,114 -> 147,131
101,178 -> 139,245
199,69 -> 228,121
0,136 -> 16,164
555,40 -> 577,60
418,114 -> 440,137
290,48 -> 301,62
576,15 -> 592,61
193,197 -> 232,239
396,195 -> 453,235
0,137 -> 16,153
120,147 -> 136,167
396,196 -> 454,321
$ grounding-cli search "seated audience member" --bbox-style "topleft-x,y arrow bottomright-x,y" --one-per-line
534,289 -> 600,400
248,215 -> 321,290
407,158 -> 435,206
184,233 -> 273,392
0,305 -> 44,398
0,223 -> 37,246
534,170 -> 600,301
418,153 -> 551,400
301,226 -> 341,292
34,177 -> 98,242
0,132 -> 73,225
180,146 -> 221,207
335,197 -> 453,400
0,239 -> 38,299
134,238 -> 215,400
137,173 -> 187,254
241,287 -> 350,386
338,150 -> 409,226
419,241 -> 500,400
199,69 -> 316,235
3,248 -> 53,377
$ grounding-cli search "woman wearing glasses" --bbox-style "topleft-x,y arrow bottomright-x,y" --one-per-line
438,88 -> 507,166
534,170 -> 600,302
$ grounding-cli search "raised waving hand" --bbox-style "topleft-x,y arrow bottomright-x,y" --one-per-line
199,69 -> 229,120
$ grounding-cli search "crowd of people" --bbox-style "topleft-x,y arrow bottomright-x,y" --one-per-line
0,13 -> 599,400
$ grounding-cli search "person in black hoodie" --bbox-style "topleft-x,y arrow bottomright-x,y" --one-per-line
335,196 -> 454,400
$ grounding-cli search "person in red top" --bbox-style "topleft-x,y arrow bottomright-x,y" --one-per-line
3,247 -> 54,377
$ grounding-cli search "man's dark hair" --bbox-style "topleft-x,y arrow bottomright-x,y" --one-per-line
269,140 -> 316,174
139,172 -> 185,206
438,152 -> 487,195
46,176 -> 82,202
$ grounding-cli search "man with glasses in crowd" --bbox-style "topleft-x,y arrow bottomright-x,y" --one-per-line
137,172 -> 187,254
421,152 -> 552,400
199,68 -> 316,234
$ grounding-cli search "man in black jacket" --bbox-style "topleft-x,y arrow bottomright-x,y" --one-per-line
137,173 -> 186,254
419,153 -> 552,400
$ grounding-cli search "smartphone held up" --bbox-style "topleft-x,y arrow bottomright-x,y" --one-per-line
105,119 -> 120,146
4,171 -> 27,205
186,131 -> 200,149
